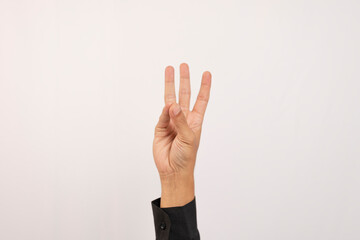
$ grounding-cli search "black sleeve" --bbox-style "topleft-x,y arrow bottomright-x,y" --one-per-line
151,196 -> 200,240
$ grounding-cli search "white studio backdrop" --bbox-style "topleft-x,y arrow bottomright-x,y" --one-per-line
0,0 -> 359,239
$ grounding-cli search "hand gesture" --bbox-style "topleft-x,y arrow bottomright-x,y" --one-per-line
153,63 -> 212,207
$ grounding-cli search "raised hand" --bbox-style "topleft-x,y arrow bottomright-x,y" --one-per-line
153,63 -> 212,207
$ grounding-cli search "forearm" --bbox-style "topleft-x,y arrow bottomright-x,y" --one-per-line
160,172 -> 195,208
160,174 -> 195,208
152,172 -> 200,240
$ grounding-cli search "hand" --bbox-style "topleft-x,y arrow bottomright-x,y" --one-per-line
153,63 -> 212,207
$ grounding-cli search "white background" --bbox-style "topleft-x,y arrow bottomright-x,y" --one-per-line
0,0 -> 359,239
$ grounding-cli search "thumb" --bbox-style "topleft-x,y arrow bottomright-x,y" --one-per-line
169,103 -> 194,143
155,103 -> 171,131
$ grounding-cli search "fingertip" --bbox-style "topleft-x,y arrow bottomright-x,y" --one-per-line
165,65 -> 174,73
202,71 -> 212,85
203,71 -> 211,78
180,62 -> 189,70
165,66 -> 175,85
165,102 -> 172,108
169,103 -> 181,117
163,103 -> 171,112
162,103 -> 171,114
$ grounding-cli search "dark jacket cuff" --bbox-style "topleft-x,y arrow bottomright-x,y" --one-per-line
151,197 -> 200,240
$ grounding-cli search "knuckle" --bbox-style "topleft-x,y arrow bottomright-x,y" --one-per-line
179,105 -> 189,111
197,94 -> 209,102
187,133 -> 198,147
201,81 -> 211,86
180,88 -> 191,95
189,134 -> 196,144
165,94 -> 176,101
179,132 -> 196,146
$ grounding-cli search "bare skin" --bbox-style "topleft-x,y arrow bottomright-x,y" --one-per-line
153,63 -> 212,207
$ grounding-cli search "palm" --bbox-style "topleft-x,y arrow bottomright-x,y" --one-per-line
153,63 -> 212,176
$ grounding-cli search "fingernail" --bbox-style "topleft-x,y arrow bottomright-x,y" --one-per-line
172,105 -> 181,116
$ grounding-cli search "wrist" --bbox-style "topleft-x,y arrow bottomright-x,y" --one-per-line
160,172 -> 195,208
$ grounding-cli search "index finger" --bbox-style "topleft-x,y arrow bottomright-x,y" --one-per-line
164,66 -> 176,104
